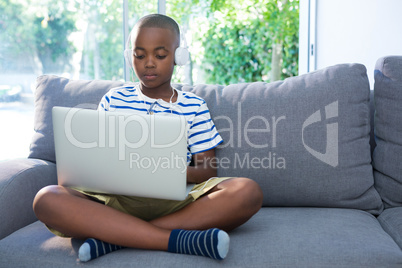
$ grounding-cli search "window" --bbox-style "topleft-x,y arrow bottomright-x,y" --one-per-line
0,0 -> 299,161
299,0 -> 402,87
1,0 -> 129,160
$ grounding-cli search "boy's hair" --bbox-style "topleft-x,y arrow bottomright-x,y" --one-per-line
131,14 -> 180,47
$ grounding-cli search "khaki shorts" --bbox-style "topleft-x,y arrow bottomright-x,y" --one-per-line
49,177 -> 232,237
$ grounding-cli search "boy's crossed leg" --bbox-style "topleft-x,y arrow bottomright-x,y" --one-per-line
33,177 -> 262,262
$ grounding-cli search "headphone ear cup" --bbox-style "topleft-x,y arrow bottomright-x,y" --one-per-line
174,47 -> 190,66
124,49 -> 133,69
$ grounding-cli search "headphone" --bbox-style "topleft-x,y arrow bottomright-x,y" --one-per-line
124,28 -> 190,70
174,46 -> 190,66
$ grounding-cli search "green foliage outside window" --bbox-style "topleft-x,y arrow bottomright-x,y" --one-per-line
0,0 -> 77,74
198,0 -> 299,84
0,0 -> 299,85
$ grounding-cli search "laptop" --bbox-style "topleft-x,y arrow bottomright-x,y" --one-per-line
52,106 -> 191,201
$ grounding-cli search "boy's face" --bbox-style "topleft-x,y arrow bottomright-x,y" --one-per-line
132,27 -> 177,92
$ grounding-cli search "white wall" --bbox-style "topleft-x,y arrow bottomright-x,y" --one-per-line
299,0 -> 402,88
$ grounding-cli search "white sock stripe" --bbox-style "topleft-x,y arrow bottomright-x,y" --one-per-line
196,231 -> 202,256
196,231 -> 202,255
190,231 -> 197,255
203,229 -> 211,258
184,231 -> 191,254
180,231 -> 185,253
96,239 -> 100,257
182,231 -> 187,254
210,229 -> 218,260
187,231 -> 193,255
90,239 -> 99,258
176,230 -> 183,253
101,241 -> 106,255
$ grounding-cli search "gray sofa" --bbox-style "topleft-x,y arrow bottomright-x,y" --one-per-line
1,55 -> 402,267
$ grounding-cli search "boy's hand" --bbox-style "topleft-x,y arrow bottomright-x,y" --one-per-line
186,149 -> 217,184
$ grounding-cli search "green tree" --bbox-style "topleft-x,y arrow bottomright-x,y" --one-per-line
32,2 -> 77,73
196,0 -> 299,85
1,0 -> 298,84
0,0 -> 77,75
80,0 -> 124,80
81,0 -> 157,80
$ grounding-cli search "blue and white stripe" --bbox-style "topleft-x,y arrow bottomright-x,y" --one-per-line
168,228 -> 228,260
98,83 -> 223,162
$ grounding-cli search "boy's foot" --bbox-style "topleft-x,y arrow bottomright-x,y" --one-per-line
78,238 -> 125,262
168,228 -> 230,260
78,228 -> 229,262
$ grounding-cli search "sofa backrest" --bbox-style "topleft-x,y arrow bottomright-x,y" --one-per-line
179,64 -> 383,214
30,63 -> 385,215
29,75 -> 124,162
372,56 -> 402,208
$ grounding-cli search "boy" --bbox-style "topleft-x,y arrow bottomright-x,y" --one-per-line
33,14 -> 263,262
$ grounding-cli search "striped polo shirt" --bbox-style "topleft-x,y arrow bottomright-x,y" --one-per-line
98,83 -> 223,163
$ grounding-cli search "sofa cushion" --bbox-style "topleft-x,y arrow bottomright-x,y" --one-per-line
182,63 -> 383,214
29,75 -> 124,163
373,56 -> 402,208
1,208 -> 401,267
378,207 -> 402,250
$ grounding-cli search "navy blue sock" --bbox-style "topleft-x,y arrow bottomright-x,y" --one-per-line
78,238 -> 125,262
167,228 -> 230,260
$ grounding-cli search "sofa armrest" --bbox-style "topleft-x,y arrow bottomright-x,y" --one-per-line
0,158 -> 57,239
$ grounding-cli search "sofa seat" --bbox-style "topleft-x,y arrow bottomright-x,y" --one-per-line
1,208 -> 401,267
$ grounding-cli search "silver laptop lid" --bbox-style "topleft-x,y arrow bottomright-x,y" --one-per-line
52,106 -> 188,200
